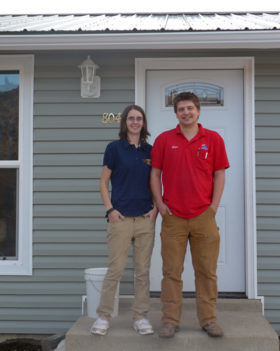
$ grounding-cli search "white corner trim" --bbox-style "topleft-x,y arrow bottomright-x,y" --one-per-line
1,31 -> 280,50
257,296 -> 265,315
135,57 -> 257,299
0,54 -> 34,275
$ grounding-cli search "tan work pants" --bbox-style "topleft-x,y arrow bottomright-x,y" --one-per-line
97,216 -> 155,321
161,207 -> 220,327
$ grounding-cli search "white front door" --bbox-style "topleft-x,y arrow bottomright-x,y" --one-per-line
146,69 -> 245,292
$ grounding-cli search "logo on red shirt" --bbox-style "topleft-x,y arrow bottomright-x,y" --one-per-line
198,144 -> 209,159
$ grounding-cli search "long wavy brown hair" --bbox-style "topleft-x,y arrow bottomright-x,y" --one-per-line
119,104 -> 150,144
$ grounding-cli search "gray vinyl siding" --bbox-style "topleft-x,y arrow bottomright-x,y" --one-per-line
0,49 -> 280,334
33,53 -> 135,332
255,53 -> 280,335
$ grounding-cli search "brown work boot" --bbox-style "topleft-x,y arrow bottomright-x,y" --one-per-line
202,322 -> 224,337
158,323 -> 179,338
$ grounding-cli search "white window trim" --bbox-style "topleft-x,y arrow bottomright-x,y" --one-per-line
0,55 -> 34,275
135,57 -> 257,299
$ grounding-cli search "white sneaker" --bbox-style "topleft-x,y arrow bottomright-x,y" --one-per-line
90,318 -> 109,336
133,318 -> 154,335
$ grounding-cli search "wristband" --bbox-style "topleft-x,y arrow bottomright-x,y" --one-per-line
105,207 -> 115,218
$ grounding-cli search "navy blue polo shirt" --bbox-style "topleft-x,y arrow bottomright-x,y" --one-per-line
103,139 -> 153,217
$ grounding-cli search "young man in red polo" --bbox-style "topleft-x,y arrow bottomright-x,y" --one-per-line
150,92 -> 229,338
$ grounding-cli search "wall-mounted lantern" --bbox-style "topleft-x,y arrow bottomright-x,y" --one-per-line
79,56 -> 100,98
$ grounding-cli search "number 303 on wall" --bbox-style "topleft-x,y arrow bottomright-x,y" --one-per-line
102,113 -> 121,124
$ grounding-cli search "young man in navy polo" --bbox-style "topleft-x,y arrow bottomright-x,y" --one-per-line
150,92 -> 229,338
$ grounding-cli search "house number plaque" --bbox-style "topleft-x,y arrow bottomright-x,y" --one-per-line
102,113 -> 121,124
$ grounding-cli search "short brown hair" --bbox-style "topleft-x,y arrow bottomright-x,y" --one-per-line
173,92 -> 200,113
119,104 -> 150,144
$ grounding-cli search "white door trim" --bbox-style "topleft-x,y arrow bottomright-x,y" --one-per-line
135,57 -> 257,299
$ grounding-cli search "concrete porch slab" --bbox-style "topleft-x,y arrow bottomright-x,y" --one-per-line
66,298 -> 278,351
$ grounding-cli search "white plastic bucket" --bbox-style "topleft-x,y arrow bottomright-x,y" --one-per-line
84,267 -> 119,318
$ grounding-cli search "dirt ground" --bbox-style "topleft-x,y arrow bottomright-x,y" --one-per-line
0,338 -> 42,351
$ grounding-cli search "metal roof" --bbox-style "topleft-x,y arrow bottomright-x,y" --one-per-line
1,12 -> 280,34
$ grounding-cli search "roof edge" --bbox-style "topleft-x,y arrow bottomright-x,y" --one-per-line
1,30 -> 280,50
1,11 -> 280,16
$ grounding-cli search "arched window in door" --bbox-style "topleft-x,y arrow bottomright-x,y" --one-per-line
165,82 -> 224,107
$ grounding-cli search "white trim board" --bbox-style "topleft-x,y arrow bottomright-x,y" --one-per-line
1,31 -> 280,50
135,57 -> 257,299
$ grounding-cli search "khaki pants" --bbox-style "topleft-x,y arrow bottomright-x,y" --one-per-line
161,207 -> 220,327
97,216 -> 155,321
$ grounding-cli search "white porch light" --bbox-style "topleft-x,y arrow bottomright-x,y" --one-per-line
79,55 -> 100,98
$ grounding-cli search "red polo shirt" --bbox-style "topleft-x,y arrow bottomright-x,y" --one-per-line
151,124 -> 230,219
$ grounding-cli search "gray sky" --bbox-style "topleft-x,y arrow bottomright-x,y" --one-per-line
0,0 -> 279,14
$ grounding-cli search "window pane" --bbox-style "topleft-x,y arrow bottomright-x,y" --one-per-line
165,82 -> 224,107
0,71 -> 19,160
0,169 -> 18,259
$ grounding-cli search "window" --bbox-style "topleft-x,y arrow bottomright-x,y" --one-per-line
165,82 -> 224,107
0,56 -> 33,275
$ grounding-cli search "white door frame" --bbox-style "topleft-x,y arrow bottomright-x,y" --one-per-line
135,57 -> 257,299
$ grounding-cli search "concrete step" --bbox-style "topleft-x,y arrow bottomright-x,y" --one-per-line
65,298 -> 279,351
